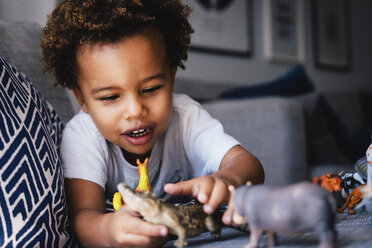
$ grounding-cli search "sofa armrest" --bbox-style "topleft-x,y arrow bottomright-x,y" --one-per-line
203,97 -> 307,186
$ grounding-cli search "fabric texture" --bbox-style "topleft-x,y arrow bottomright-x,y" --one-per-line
0,56 -> 73,247
163,209 -> 372,247
0,20 -> 75,124
219,65 -> 314,99
61,94 -> 239,202
203,97 -> 307,186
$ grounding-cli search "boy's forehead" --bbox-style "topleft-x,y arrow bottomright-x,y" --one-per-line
75,30 -> 172,80
76,29 -> 166,59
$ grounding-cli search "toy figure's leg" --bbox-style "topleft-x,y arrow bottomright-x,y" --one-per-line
245,228 -> 263,248
173,228 -> 187,248
316,223 -> 337,248
205,215 -> 221,236
348,206 -> 356,214
266,230 -> 278,246
348,197 -> 362,215
337,202 -> 347,213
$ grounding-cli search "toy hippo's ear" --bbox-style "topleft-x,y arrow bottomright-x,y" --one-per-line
228,185 -> 235,193
246,181 -> 252,186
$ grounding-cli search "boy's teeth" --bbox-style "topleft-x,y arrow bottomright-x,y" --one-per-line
129,128 -> 149,137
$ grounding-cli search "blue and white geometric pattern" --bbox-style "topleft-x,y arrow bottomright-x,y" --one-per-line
0,56 -> 73,247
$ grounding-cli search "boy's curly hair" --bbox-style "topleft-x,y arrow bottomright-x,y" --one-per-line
41,0 -> 193,89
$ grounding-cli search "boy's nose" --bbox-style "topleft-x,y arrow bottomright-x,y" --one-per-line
124,96 -> 146,120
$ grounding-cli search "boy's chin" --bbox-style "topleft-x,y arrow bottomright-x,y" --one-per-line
121,148 -> 152,162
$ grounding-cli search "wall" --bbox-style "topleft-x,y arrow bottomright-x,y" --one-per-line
0,0 -> 57,26
0,0 -> 371,92
0,0 -> 79,110
177,0 -> 372,92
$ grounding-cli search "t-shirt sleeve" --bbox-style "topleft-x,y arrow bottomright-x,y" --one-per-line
60,111 -> 108,189
176,95 -> 240,177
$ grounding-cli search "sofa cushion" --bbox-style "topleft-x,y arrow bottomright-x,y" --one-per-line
0,56 -> 73,247
203,97 -> 307,186
0,20 -> 75,124
219,65 -> 314,99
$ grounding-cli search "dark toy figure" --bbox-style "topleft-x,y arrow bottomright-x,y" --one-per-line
231,182 -> 337,248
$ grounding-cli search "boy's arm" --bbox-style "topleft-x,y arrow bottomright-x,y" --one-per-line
65,178 -> 168,247
216,145 -> 264,186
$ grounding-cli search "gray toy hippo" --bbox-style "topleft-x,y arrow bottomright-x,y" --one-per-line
231,181 -> 337,248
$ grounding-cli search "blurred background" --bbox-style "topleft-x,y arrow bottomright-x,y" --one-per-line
0,0 -> 371,92
1,0 -> 371,182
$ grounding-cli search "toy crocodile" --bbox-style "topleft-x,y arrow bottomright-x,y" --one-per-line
117,182 -> 221,248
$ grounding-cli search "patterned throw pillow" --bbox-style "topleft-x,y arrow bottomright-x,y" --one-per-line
0,56 -> 73,247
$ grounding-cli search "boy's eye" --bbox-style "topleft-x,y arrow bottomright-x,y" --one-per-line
100,94 -> 119,101
142,85 -> 162,94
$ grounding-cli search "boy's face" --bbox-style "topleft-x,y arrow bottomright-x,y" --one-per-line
74,31 -> 176,157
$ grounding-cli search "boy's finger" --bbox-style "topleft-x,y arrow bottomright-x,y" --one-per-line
222,201 -> 234,225
120,210 -> 168,237
118,233 -> 167,247
134,220 -> 168,237
203,180 -> 227,214
195,176 -> 221,204
164,179 -> 198,196
164,177 -> 214,204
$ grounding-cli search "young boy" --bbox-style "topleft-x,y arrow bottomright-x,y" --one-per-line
42,0 -> 264,247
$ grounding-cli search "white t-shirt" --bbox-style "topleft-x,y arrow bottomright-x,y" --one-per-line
60,94 -> 239,201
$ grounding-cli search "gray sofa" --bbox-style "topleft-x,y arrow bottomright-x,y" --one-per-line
1,20 -> 371,247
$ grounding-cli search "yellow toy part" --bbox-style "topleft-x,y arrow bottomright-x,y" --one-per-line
113,157 -> 152,211
136,157 -> 152,192
113,192 -> 123,211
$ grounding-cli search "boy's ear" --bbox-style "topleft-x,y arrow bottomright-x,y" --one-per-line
72,87 -> 88,113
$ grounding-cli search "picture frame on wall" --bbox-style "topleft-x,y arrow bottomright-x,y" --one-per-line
263,0 -> 306,64
312,0 -> 351,71
184,0 -> 252,56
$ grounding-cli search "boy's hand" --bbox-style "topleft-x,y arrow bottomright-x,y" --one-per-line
164,175 -> 235,225
164,146 -> 264,227
108,205 -> 168,247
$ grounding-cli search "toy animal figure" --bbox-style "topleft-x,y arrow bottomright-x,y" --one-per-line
135,157 -> 152,192
231,181 -> 337,248
313,173 -> 344,206
338,184 -> 365,215
117,182 -> 221,248
341,172 -> 365,196
113,158 -> 151,210
312,173 -> 343,193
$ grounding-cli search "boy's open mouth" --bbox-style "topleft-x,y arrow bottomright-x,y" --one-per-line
123,127 -> 154,146
127,128 -> 150,137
